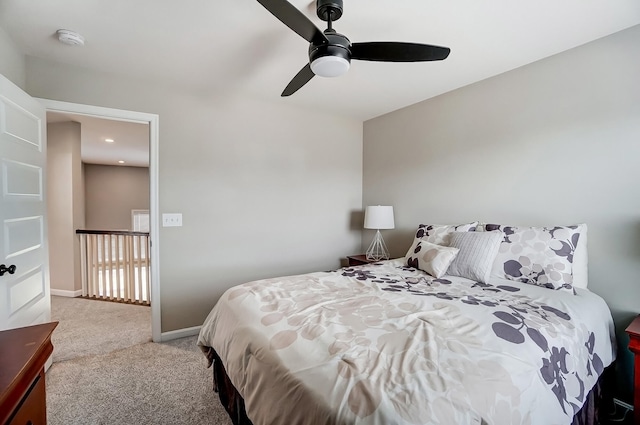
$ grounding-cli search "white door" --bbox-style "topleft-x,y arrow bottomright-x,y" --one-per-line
0,74 -> 50,331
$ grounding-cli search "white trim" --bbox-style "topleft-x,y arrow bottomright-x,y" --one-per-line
50,289 -> 82,297
160,325 -> 201,342
36,98 -> 162,343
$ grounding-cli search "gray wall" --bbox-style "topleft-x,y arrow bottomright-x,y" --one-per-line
47,121 -> 85,293
25,57 -> 363,332
363,24 -> 640,400
0,26 -> 25,89
84,164 -> 150,230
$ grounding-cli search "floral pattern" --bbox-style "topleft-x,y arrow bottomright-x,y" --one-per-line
404,239 -> 459,278
198,259 -> 615,425
483,224 -> 583,293
404,222 -> 478,259
355,261 -> 603,414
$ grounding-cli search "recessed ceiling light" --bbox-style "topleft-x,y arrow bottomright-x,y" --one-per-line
105,138 -> 114,143
56,29 -> 85,46
118,160 -> 125,164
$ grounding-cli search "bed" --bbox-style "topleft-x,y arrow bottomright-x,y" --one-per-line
198,222 -> 617,425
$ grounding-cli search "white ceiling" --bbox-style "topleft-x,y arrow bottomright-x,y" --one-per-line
1,0 -> 640,122
47,112 -> 149,167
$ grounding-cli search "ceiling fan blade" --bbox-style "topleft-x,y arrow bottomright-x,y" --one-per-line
351,42 -> 450,62
256,0 -> 328,45
282,63 -> 315,96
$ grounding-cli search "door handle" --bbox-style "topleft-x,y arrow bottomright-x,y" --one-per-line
0,264 -> 16,276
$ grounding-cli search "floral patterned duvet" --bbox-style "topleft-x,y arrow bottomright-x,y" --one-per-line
197,259 -> 616,425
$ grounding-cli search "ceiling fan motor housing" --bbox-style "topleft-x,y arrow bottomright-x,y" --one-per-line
309,32 -> 351,77
317,0 -> 343,21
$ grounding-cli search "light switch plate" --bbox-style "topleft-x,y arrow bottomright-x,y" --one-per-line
162,213 -> 182,227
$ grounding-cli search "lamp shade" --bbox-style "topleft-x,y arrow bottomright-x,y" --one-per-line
364,206 -> 394,230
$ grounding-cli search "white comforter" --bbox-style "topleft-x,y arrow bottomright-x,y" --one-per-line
198,259 -> 616,425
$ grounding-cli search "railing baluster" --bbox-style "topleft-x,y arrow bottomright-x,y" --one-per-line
126,234 -> 132,302
76,229 -> 150,306
122,235 -> 135,299
114,235 -> 118,302
125,235 -> 132,302
123,235 -> 136,302
80,234 -> 88,297
112,234 -> 117,300
115,235 -> 120,301
130,234 -> 136,303
118,235 -> 124,302
109,234 -> 114,300
110,234 -> 114,298
107,234 -> 112,299
97,234 -> 102,299
87,235 -> 97,297
102,234 -> 108,299
96,234 -> 101,298
134,235 -> 141,304
94,234 -> 99,298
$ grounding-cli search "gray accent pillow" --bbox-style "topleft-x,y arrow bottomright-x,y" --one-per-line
446,231 -> 503,283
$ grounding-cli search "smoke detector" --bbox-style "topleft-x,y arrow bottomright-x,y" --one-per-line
56,29 -> 85,46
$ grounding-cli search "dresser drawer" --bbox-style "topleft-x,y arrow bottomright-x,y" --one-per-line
8,372 -> 46,425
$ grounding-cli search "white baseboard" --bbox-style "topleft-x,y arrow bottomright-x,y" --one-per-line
50,289 -> 83,297
159,325 -> 201,342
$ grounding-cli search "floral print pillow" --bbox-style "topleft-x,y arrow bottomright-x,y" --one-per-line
405,240 -> 459,278
404,222 -> 478,259
484,224 -> 583,293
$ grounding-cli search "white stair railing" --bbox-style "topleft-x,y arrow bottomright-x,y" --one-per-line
77,230 -> 151,305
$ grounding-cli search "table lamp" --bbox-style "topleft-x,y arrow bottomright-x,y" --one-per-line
364,205 -> 395,261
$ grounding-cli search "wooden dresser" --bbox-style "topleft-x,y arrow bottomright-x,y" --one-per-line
626,315 -> 640,425
0,322 -> 58,425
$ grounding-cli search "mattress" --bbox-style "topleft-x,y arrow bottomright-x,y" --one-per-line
197,259 -> 616,425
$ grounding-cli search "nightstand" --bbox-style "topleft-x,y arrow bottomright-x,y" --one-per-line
626,314 -> 640,425
346,254 -> 380,266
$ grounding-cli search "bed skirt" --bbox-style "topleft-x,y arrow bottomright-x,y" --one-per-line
209,349 -> 613,425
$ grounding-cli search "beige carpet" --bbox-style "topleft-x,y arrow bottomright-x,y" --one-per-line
46,297 -> 232,425
50,295 -> 152,362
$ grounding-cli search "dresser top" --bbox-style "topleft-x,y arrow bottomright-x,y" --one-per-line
0,322 -> 58,396
626,314 -> 640,338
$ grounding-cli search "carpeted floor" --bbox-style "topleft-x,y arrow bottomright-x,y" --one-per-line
46,296 -> 232,425
50,296 -> 152,362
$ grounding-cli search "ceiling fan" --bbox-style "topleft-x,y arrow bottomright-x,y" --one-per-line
255,0 -> 451,96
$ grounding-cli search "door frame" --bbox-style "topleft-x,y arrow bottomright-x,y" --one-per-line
37,98 -> 161,343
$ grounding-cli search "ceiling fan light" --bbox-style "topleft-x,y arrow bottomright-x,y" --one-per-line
56,29 -> 85,46
310,55 -> 350,78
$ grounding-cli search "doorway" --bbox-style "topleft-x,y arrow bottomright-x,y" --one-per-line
38,98 -> 161,342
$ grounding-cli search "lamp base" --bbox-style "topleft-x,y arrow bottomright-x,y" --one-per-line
366,230 -> 390,261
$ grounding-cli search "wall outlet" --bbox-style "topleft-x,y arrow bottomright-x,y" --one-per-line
162,213 -> 182,227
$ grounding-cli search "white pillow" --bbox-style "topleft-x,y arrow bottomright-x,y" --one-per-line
447,231 -> 503,283
405,240 -> 459,278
